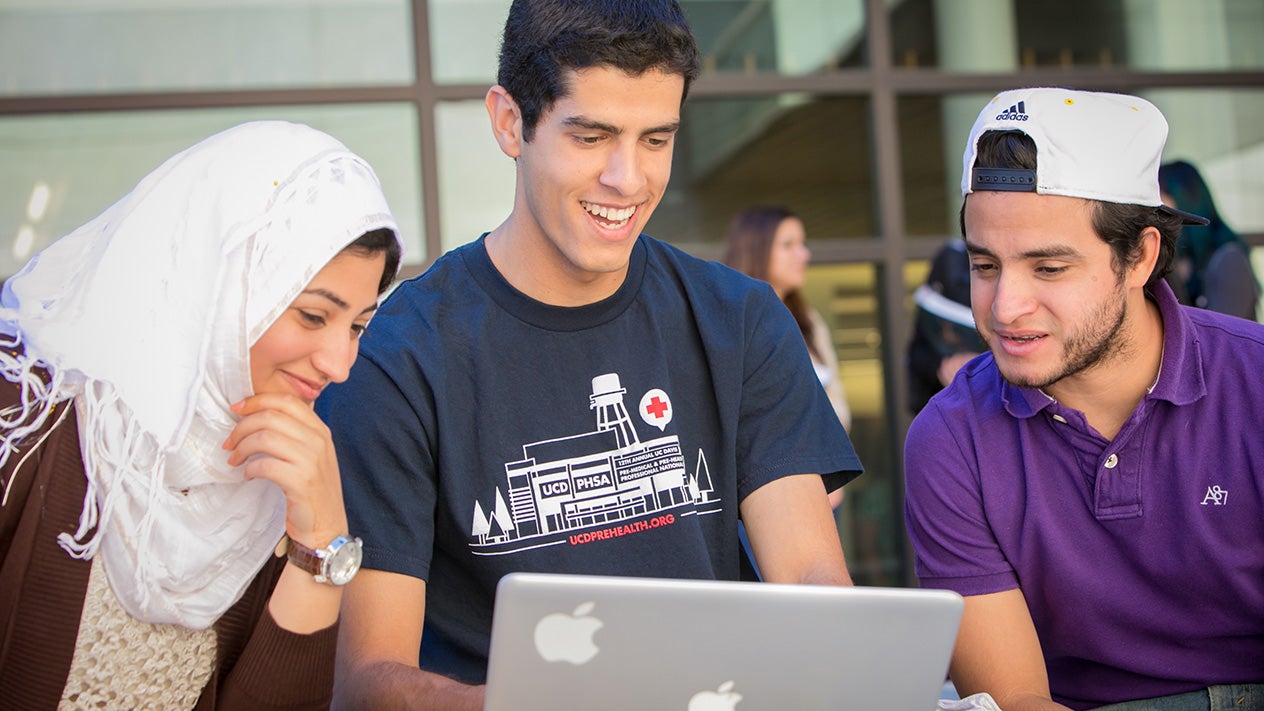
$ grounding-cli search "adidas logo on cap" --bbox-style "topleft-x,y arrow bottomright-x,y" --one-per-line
995,101 -> 1028,121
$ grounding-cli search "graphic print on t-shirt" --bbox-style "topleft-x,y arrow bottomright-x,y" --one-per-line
469,373 -> 720,556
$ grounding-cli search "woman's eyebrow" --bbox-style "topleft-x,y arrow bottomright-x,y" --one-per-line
302,288 -> 348,309
303,287 -> 382,316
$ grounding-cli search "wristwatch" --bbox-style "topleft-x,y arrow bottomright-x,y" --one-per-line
286,534 -> 363,586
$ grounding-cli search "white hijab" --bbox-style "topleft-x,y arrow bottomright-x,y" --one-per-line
0,120 -> 401,629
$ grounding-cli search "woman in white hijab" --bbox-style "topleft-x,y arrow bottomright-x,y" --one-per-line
0,120 -> 403,709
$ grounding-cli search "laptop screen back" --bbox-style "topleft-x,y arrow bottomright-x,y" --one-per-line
484,572 -> 963,711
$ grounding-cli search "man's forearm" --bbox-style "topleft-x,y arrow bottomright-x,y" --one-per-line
334,660 -> 485,711
785,552 -> 853,587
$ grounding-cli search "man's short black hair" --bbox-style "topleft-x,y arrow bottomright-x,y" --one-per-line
961,130 -> 1182,288
497,0 -> 701,142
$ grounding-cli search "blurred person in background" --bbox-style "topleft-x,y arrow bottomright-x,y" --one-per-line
1159,159 -> 1260,321
906,238 -> 985,414
722,204 -> 852,509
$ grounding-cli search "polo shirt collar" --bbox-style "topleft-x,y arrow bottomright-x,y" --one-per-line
999,278 -> 1206,419
1145,279 -> 1206,406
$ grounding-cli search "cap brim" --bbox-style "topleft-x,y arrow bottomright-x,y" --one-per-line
1158,204 -> 1210,226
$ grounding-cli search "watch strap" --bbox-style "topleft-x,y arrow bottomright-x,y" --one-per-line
285,536 -> 326,578
285,534 -> 362,586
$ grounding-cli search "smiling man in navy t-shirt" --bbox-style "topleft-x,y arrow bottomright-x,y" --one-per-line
318,2 -> 862,709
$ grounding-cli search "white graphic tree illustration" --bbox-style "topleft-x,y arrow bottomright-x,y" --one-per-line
493,488 -> 515,533
472,501 -> 491,539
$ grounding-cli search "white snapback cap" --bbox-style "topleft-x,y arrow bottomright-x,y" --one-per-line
961,87 -> 1208,225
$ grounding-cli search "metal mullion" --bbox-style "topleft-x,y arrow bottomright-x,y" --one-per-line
411,0 -> 444,266
886,67 -> 1264,93
0,86 -> 415,116
863,0 -> 916,588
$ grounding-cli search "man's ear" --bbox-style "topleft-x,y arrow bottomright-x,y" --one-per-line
486,85 -> 524,159
1129,225 -> 1163,289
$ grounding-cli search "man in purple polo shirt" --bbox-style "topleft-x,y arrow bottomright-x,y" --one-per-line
904,87 -> 1264,711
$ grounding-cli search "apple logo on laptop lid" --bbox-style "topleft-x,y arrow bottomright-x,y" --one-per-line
688,680 -> 743,710
533,601 -> 603,664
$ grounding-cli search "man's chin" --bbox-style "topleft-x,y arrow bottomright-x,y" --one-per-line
995,361 -> 1058,390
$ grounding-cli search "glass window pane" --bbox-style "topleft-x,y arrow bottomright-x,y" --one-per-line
686,0 -> 869,74
429,0 -> 869,84
898,92 -> 993,238
891,0 -> 1264,72
1146,89 -> 1264,235
430,0 -> 510,85
1254,248 -> 1264,320
435,99 -> 515,253
650,95 -> 875,248
0,104 -> 423,279
0,0 -> 413,96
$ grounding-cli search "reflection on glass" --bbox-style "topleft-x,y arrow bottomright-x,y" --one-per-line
898,93 -> 992,238
0,104 -> 423,278
435,100 -> 516,253
891,0 -> 1264,71
1146,89 -> 1264,235
1254,248 -> 1264,319
430,0 -> 511,84
430,0 -> 868,84
0,0 -> 413,95
684,0 -> 868,74
649,95 -> 874,247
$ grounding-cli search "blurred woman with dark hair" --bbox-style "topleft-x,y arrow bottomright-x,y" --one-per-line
722,205 -> 851,508
1159,160 -> 1260,321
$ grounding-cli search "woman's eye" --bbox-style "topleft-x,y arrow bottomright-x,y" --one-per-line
300,311 -> 326,326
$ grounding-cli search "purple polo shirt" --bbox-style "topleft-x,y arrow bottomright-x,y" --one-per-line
904,281 -> 1264,709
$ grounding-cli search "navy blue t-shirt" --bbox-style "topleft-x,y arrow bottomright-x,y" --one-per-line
318,235 -> 862,684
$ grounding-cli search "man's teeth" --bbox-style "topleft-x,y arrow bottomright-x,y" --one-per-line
1009,335 -> 1041,342
583,202 -> 636,224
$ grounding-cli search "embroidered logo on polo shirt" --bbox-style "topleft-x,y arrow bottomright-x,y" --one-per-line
1199,485 -> 1228,506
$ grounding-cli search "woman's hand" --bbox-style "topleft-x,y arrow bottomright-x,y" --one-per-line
222,392 -> 350,633
222,392 -> 348,552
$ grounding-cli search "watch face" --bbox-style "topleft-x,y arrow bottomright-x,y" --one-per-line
325,536 -> 363,586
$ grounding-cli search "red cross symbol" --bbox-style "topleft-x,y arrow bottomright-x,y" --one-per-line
645,396 -> 669,419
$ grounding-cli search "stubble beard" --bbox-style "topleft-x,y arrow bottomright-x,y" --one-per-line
988,280 -> 1132,391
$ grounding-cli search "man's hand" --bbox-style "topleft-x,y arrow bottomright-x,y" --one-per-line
334,571 -> 485,710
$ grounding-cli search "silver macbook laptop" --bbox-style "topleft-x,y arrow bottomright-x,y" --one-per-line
484,572 -> 963,711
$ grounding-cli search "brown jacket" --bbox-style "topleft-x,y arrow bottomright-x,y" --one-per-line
0,378 -> 338,710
